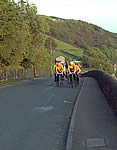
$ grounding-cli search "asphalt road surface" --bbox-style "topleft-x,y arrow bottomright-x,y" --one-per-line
0,77 -> 83,150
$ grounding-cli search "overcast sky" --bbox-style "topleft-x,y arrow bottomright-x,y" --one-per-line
26,0 -> 117,33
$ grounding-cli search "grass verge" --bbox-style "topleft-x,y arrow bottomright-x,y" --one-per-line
54,38 -> 83,59
0,79 -> 18,86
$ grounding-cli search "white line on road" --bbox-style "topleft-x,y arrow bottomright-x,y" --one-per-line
64,101 -> 73,104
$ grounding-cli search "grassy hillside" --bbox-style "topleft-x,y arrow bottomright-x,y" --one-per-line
44,15 -> 117,49
45,16 -> 115,47
54,38 -> 83,60
43,15 -> 117,59
43,15 -> 117,74
45,34 -> 83,60
55,38 -> 78,50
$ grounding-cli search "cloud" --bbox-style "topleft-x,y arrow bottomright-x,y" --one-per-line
37,0 -> 117,17
17,0 -> 117,32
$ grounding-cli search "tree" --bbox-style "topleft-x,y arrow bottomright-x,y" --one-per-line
45,37 -> 57,55
0,0 -> 51,79
44,37 -> 57,76
82,46 -> 113,74
26,5 -> 50,71
0,0 -> 30,70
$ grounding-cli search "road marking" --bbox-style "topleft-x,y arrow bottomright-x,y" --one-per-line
32,105 -> 54,113
64,101 -> 73,104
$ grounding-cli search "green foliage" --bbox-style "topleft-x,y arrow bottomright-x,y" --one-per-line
0,0 -> 50,72
55,38 -> 78,50
0,0 -> 30,69
45,17 -> 111,48
44,16 -> 117,74
104,38 -> 116,48
51,37 -> 83,60
45,37 -> 57,54
37,49 -> 51,69
84,47 -> 107,60
101,44 -> 117,62
1,1 -> 117,76
83,47 -> 113,74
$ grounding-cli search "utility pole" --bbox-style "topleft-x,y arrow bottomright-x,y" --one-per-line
50,40 -> 53,77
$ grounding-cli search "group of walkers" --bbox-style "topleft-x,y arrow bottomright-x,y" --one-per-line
53,59 -> 81,87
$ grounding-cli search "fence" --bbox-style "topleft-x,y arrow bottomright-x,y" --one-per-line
0,68 -> 50,81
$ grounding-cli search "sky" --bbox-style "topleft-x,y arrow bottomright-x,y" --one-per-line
26,0 -> 117,33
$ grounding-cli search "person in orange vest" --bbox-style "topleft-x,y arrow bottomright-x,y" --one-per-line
60,61 -> 65,80
78,63 -> 81,70
75,63 -> 81,84
56,62 -> 64,83
68,61 -> 76,83
53,60 -> 58,82
65,60 -> 69,79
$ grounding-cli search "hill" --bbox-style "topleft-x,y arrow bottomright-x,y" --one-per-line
42,15 -> 117,74
54,38 -> 83,60
44,16 -> 117,49
43,15 -> 117,62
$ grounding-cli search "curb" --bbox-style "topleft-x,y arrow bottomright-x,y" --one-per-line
0,77 -> 50,88
65,78 -> 86,150
0,80 -> 29,88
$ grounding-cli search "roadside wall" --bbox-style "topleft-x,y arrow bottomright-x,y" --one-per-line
82,70 -> 117,116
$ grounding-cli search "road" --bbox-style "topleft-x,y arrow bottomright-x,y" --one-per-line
0,77 -> 83,150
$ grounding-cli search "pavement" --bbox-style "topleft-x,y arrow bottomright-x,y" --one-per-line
66,77 -> 117,150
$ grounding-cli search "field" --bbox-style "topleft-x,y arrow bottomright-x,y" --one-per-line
0,79 -> 17,86
54,38 -> 83,60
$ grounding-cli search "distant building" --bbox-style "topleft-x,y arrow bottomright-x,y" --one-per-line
113,63 -> 117,73
110,60 -> 117,74
112,62 -> 117,74
73,60 -> 82,65
56,56 -> 65,63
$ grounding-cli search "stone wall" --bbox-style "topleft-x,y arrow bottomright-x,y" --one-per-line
82,70 -> 117,116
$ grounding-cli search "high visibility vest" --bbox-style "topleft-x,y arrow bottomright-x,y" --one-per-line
78,65 -> 81,69
76,66 -> 81,74
53,64 -> 57,72
56,64 -> 64,73
68,64 -> 76,73
61,63 -> 65,72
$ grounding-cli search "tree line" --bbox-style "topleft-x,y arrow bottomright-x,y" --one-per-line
0,0 -> 57,77
1,2 -> 116,76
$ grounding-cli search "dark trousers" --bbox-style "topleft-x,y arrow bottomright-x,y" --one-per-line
56,74 -> 62,82
70,73 -> 75,82
54,73 -> 56,82
76,73 -> 79,83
